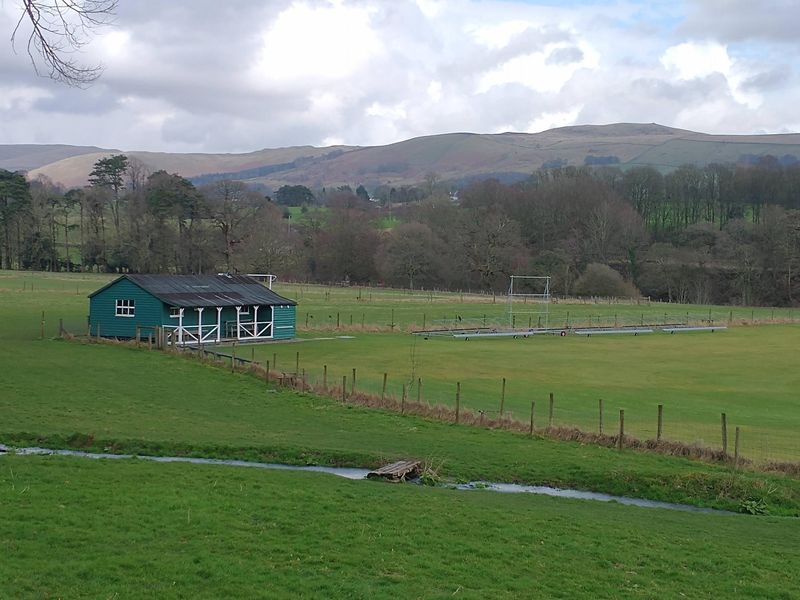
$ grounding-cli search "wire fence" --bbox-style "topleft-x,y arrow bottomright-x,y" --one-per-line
54,313 -> 800,471
161,343 -> 800,470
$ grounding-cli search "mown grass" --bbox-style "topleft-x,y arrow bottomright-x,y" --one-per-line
1,269 -> 794,336
2,455 -> 800,599
248,327 -> 800,463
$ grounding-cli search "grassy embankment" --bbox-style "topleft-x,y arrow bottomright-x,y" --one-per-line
2,455 -> 800,599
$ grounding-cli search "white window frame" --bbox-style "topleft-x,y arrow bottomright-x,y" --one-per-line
115,299 -> 135,317
169,306 -> 181,318
240,306 -> 250,315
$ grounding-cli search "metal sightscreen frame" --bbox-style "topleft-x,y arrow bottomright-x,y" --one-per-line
507,275 -> 551,329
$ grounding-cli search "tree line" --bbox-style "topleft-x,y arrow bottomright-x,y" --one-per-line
2,155 -> 800,306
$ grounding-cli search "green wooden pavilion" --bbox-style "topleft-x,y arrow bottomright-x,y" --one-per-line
88,274 -> 296,344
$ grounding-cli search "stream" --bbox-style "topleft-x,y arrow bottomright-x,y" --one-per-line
0,445 -> 736,515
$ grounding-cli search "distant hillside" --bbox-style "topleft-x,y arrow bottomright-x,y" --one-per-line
17,123 -> 800,190
26,145 -> 358,189
0,144 -> 109,172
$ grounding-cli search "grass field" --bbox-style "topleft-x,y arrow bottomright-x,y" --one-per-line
2,270 -> 799,462
2,455 -> 799,599
7,337 -> 800,515
252,327 -> 800,462
3,270 -> 800,597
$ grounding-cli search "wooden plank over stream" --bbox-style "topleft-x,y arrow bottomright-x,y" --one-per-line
367,460 -> 421,482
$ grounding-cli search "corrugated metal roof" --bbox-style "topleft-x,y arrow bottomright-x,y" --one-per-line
91,274 -> 297,308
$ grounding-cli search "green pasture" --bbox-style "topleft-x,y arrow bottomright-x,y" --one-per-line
253,327 -> 800,462
2,455 -> 799,599
3,269 -> 800,597
6,336 -> 800,514
281,281 -> 793,331
1,270 -> 799,462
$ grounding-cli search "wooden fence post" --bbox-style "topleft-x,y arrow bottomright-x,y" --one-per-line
500,377 -> 506,416
618,409 -> 625,450
721,412 -> 728,457
417,378 -> 422,404
657,404 -> 664,442
351,368 -> 356,395
598,398 -> 604,434
401,384 -> 406,414
455,382 -> 461,424
381,372 -> 387,401
734,426 -> 741,470
548,392 -> 554,428
529,400 -> 535,436
323,365 -> 327,388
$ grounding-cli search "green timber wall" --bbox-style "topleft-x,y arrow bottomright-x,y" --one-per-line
89,279 -> 163,338
273,305 -> 296,340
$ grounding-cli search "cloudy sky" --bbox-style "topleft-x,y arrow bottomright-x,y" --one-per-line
0,0 -> 798,153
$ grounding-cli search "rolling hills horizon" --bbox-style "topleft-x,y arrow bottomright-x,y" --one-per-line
5,122 -> 800,191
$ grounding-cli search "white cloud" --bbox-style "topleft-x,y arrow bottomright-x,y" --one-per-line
478,40 -> 599,93
0,86 -> 52,111
0,0 -> 797,153
250,1 -> 382,90
366,102 -> 407,120
526,107 -> 582,133
661,41 -> 762,109
661,41 -> 731,80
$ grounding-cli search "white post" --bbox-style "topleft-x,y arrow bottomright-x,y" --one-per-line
253,306 -> 259,338
236,306 -> 242,340
216,307 -> 222,342
178,308 -> 184,346
197,307 -> 204,342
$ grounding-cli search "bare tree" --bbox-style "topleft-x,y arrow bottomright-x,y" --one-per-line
11,0 -> 117,86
